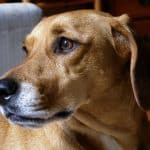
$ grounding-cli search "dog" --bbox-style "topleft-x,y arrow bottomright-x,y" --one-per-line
0,10 -> 150,150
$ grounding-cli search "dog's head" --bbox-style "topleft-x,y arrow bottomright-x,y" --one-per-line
0,10 -> 146,128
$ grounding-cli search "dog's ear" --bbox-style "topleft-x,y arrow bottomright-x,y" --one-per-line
131,37 -> 150,110
110,14 -> 150,111
110,14 -> 131,59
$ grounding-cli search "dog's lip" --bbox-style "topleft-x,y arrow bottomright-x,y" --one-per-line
5,109 -> 73,126
6,112 -> 46,123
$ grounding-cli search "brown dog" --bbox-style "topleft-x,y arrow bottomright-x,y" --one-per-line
0,10 -> 149,150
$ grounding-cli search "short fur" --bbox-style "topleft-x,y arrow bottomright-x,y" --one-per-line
0,10 -> 150,150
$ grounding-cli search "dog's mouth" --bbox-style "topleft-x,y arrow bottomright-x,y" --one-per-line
5,109 -> 73,128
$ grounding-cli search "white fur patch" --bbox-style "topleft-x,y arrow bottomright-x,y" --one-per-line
17,82 -> 39,106
14,82 -> 55,119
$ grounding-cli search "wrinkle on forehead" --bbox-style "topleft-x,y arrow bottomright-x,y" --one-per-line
47,12 -> 107,43
50,11 -> 110,32
31,10 -> 111,35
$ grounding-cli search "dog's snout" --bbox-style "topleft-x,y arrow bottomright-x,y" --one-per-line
0,78 -> 18,104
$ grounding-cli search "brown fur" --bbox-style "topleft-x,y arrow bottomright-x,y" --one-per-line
0,10 -> 150,150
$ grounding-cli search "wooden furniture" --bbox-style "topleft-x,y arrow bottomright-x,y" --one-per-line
0,0 -> 6,2
22,0 -> 97,15
95,0 -> 102,10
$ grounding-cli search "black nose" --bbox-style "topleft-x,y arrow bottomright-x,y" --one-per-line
0,78 -> 18,103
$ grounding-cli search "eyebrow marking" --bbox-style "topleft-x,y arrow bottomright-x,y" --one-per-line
52,26 -> 65,34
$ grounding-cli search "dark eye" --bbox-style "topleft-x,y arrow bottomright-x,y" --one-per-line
54,37 -> 77,54
22,45 -> 28,54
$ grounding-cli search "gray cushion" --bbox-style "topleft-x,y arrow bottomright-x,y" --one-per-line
0,3 -> 42,76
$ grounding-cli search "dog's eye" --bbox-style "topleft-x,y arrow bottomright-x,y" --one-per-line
22,45 -> 28,54
60,37 -> 73,50
55,37 -> 77,54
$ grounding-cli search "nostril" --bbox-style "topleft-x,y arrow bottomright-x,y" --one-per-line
0,78 -> 18,101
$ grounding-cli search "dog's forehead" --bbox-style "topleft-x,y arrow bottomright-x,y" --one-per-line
49,10 -> 110,26
36,10 -> 111,33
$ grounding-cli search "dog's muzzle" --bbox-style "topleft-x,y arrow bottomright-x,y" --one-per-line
0,78 -> 73,128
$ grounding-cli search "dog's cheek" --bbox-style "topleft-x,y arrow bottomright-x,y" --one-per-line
65,76 -> 90,106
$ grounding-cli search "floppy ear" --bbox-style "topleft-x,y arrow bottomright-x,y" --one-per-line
110,14 -> 132,60
131,37 -> 150,110
110,14 -> 150,111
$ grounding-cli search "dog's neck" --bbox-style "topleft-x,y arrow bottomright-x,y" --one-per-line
66,75 -> 145,149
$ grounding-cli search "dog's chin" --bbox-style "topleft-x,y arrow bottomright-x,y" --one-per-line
5,110 -> 73,128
